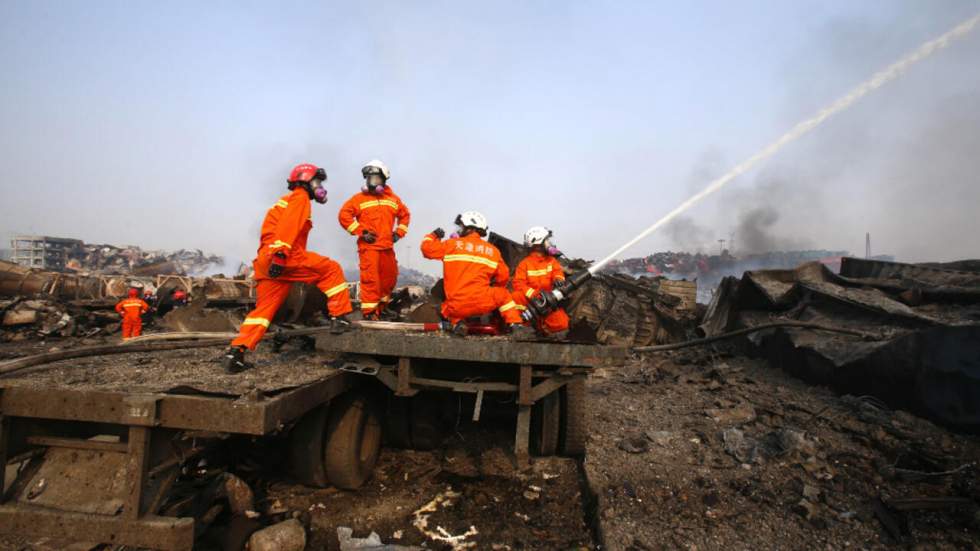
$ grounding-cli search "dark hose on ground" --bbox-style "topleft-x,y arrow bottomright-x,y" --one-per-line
632,321 -> 879,353
0,338 -> 231,376
0,326 -> 346,376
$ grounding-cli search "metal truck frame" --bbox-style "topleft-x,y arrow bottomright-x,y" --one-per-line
0,331 -> 625,550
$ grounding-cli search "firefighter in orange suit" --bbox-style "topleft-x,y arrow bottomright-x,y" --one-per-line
115,287 -> 149,339
512,226 -> 570,335
223,163 -> 354,373
420,211 -> 531,337
338,160 -> 410,319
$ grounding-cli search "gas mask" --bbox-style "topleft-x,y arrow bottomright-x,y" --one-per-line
310,179 -> 328,204
545,238 -> 561,257
362,174 -> 386,194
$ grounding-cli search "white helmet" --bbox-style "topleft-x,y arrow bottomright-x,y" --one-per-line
524,226 -> 553,247
361,159 -> 390,181
455,211 -> 489,234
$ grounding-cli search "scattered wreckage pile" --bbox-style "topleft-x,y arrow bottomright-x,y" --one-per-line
605,249 -> 852,302
66,242 -> 225,276
0,259 -> 253,342
490,233 -> 701,347
700,256 -> 980,433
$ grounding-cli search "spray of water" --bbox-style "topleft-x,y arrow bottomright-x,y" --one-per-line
588,12 -> 980,275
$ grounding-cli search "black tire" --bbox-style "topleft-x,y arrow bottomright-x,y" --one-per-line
409,397 -> 445,451
385,395 -> 413,449
288,405 -> 330,487
323,393 -> 383,489
559,378 -> 588,456
532,390 -> 561,456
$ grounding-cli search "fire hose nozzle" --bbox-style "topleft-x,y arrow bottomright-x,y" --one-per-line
521,269 -> 593,322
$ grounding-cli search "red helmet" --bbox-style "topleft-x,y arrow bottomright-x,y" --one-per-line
128,288 -> 139,298
287,163 -> 327,184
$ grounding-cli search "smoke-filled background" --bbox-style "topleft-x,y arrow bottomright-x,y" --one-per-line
1,1 -> 977,274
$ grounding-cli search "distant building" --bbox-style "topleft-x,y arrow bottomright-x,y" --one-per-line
10,235 -> 84,271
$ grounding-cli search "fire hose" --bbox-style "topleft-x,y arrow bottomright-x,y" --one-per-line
520,12 -> 980,323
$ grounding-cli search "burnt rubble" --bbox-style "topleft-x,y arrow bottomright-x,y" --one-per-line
700,256 -> 980,432
490,232 -> 702,346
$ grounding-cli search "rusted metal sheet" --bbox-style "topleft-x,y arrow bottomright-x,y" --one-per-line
0,505 -> 195,550
1,373 -> 348,435
259,373 -> 351,433
316,331 -> 626,367
15,448 -> 129,515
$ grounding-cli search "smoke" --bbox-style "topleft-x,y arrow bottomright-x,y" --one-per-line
662,4 -> 980,262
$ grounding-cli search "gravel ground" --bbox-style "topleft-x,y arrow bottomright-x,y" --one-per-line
585,348 -> 980,550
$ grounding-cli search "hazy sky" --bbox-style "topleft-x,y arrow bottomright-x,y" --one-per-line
2,1 -> 978,275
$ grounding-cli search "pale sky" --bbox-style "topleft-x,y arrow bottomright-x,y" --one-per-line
2,1 -> 978,274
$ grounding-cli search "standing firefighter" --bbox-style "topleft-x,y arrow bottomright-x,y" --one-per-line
115,287 -> 149,339
420,211 -> 530,337
512,226 -> 569,335
338,160 -> 411,319
223,163 -> 354,373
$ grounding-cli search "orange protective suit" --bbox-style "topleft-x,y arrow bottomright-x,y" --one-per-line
420,231 -> 522,324
512,252 -> 569,334
115,291 -> 149,339
338,187 -> 410,317
231,187 -> 353,351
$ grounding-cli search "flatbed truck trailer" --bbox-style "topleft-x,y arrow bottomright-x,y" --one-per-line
0,330 -> 626,550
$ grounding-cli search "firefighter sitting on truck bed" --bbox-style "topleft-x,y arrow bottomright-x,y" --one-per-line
512,226 -> 570,336
420,211 -> 534,338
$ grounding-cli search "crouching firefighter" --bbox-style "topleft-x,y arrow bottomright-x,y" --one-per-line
512,226 -> 569,336
223,163 -> 354,373
420,211 -> 531,337
338,160 -> 411,319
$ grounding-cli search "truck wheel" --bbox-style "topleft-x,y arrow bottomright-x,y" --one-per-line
385,395 -> 413,449
559,378 -> 588,456
532,390 -> 560,456
323,393 -> 383,489
288,405 -> 331,487
409,397 -> 445,451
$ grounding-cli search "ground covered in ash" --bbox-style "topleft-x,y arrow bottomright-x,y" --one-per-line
247,435 -> 592,550
0,338 -> 340,395
586,349 -> 980,550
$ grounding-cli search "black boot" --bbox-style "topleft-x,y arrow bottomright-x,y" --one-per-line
222,346 -> 252,374
271,331 -> 289,353
509,324 -> 538,341
329,315 -> 353,334
450,321 -> 468,338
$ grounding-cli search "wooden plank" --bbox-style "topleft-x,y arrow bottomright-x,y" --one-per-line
316,330 -> 626,367
0,413 -> 8,503
515,405 -> 531,467
518,365 -> 533,406
529,376 -> 571,403
25,436 -> 127,453
396,357 -> 413,397
124,426 -> 151,520
408,377 -> 516,393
